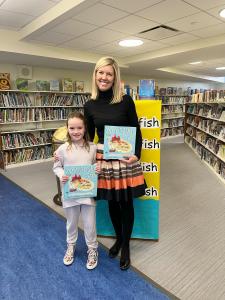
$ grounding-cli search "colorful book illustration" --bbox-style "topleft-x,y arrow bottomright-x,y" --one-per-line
103,125 -> 136,159
50,80 -> 60,91
0,73 -> 11,90
74,81 -> 84,93
62,78 -> 73,92
36,80 -> 50,91
16,78 -> 28,91
139,79 -> 155,99
63,165 -> 97,200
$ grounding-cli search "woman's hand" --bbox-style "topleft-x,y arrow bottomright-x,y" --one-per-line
95,162 -> 101,174
120,155 -> 138,164
61,175 -> 69,183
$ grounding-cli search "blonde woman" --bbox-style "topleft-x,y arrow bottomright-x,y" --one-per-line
84,57 -> 146,270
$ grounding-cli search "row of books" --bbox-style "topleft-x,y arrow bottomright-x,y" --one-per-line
16,79 -> 85,93
162,105 -> 184,114
187,104 -> 225,120
185,136 -> 225,180
161,127 -> 184,137
187,90 -> 225,103
1,131 -> 54,150
0,92 -> 90,108
0,108 -> 84,123
162,118 -> 183,128
186,127 -> 224,160
160,96 -> 186,105
187,116 -> 225,141
3,145 -> 52,165
0,93 -> 32,107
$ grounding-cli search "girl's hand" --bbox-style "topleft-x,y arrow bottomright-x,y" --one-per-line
120,155 -> 138,164
53,151 -> 60,162
61,175 -> 69,183
95,162 -> 101,174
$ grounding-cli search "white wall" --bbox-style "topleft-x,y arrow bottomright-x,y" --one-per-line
1,63 -> 225,92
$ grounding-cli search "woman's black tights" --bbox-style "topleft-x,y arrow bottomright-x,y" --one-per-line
108,198 -> 134,247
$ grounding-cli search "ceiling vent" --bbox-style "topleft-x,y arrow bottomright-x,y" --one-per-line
139,25 -> 180,41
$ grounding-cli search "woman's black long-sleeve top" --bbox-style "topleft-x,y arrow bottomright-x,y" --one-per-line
84,89 -> 142,159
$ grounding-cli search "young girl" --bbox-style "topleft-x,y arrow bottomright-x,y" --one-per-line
53,111 -> 100,269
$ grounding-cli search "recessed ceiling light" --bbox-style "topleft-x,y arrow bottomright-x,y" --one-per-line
189,61 -> 202,65
219,8 -> 225,18
119,39 -> 143,47
216,66 -> 225,70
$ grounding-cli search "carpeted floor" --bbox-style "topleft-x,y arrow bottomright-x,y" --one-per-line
0,174 -> 170,300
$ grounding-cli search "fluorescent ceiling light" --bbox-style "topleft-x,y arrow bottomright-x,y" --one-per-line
119,39 -> 143,47
189,61 -> 202,65
216,66 -> 225,70
219,8 -> 225,18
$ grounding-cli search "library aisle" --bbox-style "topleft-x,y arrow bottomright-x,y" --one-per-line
1,137 -> 225,300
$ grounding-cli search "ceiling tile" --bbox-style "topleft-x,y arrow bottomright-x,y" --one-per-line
101,0 -> 163,13
72,3 -> 128,26
62,37 -> 104,50
0,0 -> 56,17
80,28 -> 126,42
138,26 -> 181,40
167,12 -> 222,32
136,0 -> 200,23
184,0 -> 225,10
105,15 -> 158,35
207,4 -> 225,20
0,9 -> 34,29
33,30 -> 74,45
52,19 -> 97,37
160,33 -> 199,45
191,23 -> 225,38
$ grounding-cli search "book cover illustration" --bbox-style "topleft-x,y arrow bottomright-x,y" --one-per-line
62,78 -> 73,92
139,79 -> 155,99
63,165 -> 97,200
36,80 -> 50,91
74,81 -> 84,93
50,80 -> 60,91
16,78 -> 28,91
103,125 -> 136,159
0,73 -> 10,90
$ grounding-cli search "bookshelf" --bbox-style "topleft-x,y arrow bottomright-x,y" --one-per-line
0,90 -> 90,169
184,97 -> 225,183
160,95 -> 187,138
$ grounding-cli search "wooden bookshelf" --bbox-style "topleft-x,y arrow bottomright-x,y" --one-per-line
185,101 -> 225,183
0,90 -> 90,169
160,95 -> 188,138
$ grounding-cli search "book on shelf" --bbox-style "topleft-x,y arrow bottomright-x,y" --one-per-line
0,73 -> 11,90
103,125 -> 136,159
36,80 -> 50,91
74,81 -> 84,93
159,88 -> 166,96
63,165 -> 97,200
62,78 -> 73,92
139,79 -> 155,99
50,80 -> 60,91
16,78 -> 29,91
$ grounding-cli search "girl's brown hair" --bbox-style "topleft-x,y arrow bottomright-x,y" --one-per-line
66,111 -> 90,151
91,56 -> 122,104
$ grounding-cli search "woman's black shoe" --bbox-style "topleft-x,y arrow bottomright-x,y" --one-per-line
109,240 -> 122,258
120,247 -> 130,270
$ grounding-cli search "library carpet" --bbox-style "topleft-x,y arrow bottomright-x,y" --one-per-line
0,174 -> 170,300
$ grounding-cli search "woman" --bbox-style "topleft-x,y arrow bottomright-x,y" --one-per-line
84,57 -> 146,270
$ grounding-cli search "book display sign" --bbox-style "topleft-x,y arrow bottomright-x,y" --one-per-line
103,125 -> 136,159
63,165 -> 97,200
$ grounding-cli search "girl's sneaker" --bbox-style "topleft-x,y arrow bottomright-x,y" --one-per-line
63,244 -> 75,266
86,249 -> 98,270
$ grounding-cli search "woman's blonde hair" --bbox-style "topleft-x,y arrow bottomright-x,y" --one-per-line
66,111 -> 90,151
91,56 -> 122,104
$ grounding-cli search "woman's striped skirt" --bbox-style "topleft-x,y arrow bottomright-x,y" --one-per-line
96,144 -> 146,202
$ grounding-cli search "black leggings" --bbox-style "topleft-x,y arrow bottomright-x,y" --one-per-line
108,197 -> 134,247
